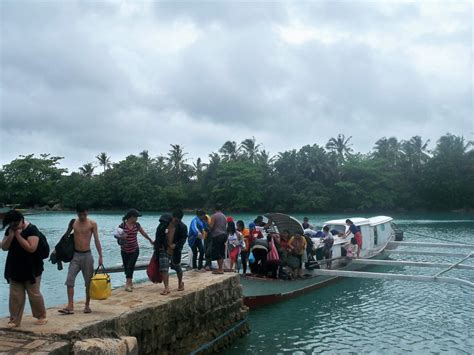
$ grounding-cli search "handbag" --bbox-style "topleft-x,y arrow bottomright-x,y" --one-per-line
89,265 -> 112,300
146,253 -> 162,283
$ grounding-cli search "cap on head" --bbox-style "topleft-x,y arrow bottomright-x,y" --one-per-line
124,208 -> 141,220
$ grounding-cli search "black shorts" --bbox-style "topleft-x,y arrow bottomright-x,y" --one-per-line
211,234 -> 228,260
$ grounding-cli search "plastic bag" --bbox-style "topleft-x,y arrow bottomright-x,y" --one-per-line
89,265 -> 112,300
248,251 -> 255,264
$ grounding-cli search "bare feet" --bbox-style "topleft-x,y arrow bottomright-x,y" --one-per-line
177,282 -> 184,291
35,318 -> 48,325
7,322 -> 18,328
83,306 -> 92,314
160,289 -> 170,295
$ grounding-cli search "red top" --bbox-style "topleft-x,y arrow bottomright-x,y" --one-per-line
121,222 -> 140,253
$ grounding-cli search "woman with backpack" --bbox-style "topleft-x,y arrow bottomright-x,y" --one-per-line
1,210 -> 48,328
118,209 -> 153,292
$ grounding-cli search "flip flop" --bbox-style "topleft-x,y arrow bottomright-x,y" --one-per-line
160,289 -> 170,295
83,307 -> 92,314
58,308 -> 74,315
35,318 -> 48,325
212,270 -> 224,275
177,283 -> 184,291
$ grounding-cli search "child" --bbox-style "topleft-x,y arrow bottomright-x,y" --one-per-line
346,237 -> 358,258
227,221 -> 242,272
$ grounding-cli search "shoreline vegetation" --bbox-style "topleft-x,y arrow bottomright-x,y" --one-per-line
1,134 -> 473,213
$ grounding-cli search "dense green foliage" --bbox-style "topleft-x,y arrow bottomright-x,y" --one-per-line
1,134 -> 473,212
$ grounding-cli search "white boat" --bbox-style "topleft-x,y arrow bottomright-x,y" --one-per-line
242,213 -> 398,308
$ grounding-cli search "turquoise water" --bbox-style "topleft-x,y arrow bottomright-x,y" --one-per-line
1,212 -> 473,353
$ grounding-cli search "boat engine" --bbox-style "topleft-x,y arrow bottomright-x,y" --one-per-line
395,230 -> 404,241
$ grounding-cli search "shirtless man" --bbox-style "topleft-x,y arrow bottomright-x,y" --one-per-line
155,210 -> 187,295
58,204 -> 103,314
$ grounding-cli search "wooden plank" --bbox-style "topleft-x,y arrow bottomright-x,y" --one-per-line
388,241 -> 474,249
351,258 -> 474,270
384,250 -> 474,258
311,269 -> 474,287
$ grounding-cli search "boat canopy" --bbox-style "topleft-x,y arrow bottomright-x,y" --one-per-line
323,217 -> 370,227
368,216 -> 393,226
264,213 -> 304,236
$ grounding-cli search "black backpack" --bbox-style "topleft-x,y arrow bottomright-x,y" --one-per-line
37,231 -> 50,260
54,233 -> 75,262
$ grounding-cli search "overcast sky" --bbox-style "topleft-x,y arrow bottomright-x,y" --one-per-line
1,1 -> 472,171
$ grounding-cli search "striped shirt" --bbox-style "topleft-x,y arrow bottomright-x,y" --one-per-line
121,222 -> 140,253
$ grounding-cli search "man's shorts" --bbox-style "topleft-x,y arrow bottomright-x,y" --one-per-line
65,251 -> 94,288
211,234 -> 228,261
158,251 -> 182,274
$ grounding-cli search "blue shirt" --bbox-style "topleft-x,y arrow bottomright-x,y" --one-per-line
188,216 -> 204,247
349,224 -> 360,235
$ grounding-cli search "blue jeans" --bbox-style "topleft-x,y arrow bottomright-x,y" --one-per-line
191,239 -> 204,269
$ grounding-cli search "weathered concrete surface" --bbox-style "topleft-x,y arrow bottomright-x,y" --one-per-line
0,272 -> 249,354
73,336 -> 138,355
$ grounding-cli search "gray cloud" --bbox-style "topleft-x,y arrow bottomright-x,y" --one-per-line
0,1 -> 472,171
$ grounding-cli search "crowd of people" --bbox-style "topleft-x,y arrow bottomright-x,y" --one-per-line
1,207 -> 361,328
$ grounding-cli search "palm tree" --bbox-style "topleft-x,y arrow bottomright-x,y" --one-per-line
401,136 -> 431,167
325,134 -> 353,163
79,163 -> 95,178
240,137 -> 261,163
434,134 -> 473,157
96,152 -> 111,172
139,150 -> 152,170
219,141 -> 239,161
208,152 -> 221,167
257,149 -> 276,166
373,137 -> 403,165
166,144 -> 190,180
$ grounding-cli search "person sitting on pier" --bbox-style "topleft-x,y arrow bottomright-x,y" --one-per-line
155,210 -> 188,295
2,210 -> 48,328
322,226 -> 335,269
59,204 -> 103,315
188,210 -> 207,271
345,219 -> 362,258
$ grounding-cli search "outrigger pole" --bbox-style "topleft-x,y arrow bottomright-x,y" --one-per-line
387,241 -> 474,249
351,259 -> 474,271
311,267 -> 474,287
312,240 -> 474,287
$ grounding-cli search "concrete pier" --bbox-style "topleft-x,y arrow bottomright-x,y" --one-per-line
0,272 -> 249,354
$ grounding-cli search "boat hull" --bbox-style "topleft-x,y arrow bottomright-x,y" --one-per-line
242,237 -> 395,309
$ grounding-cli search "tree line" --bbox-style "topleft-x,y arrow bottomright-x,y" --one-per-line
0,134 -> 473,212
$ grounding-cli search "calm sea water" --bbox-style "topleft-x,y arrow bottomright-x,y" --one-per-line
1,212 -> 473,353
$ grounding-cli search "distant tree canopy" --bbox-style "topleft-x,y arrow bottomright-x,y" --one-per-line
0,134 -> 473,212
